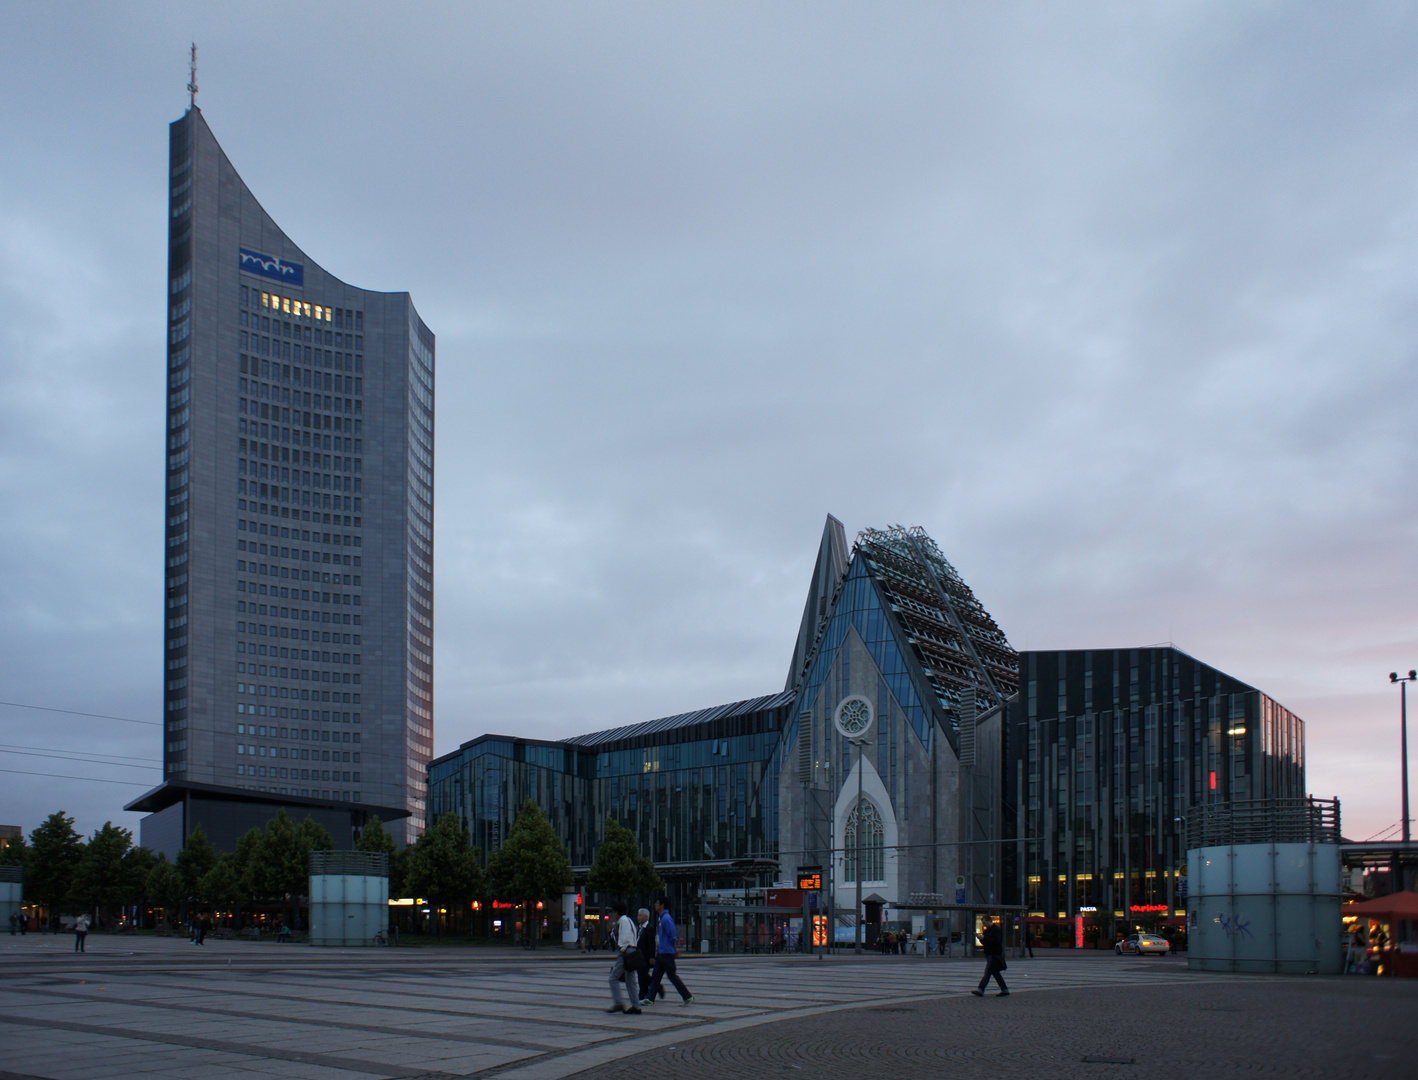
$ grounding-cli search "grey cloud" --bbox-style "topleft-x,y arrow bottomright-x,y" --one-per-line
0,3 -> 1415,841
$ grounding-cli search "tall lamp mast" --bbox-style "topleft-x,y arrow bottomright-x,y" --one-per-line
1390,670 -> 1415,846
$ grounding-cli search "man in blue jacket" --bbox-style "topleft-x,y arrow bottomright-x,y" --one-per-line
640,897 -> 694,1006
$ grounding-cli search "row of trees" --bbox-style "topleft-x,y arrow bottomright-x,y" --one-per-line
4,801 -> 664,938
2,809 -> 339,926
369,801 -> 664,940
390,800 -> 584,939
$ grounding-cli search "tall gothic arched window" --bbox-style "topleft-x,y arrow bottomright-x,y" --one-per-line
844,798 -> 884,883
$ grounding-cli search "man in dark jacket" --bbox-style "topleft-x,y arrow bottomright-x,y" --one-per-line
971,918 -> 1009,997
636,909 -> 664,1000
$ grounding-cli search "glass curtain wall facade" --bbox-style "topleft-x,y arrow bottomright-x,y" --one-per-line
428,692 -> 794,875
158,108 -> 434,842
1005,647 -> 1305,930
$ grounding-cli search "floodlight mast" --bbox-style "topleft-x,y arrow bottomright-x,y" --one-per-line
1390,670 -> 1416,846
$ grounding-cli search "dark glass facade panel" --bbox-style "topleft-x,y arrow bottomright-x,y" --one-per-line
428,694 -> 794,875
1003,647 -> 1305,923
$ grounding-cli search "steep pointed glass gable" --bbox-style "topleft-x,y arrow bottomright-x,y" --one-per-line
795,556 -> 935,747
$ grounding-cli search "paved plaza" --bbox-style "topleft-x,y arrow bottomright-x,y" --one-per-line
0,935 -> 1413,1080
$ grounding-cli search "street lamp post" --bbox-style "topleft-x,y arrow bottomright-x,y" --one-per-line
834,695 -> 875,958
1390,670 -> 1415,846
854,734 -> 866,954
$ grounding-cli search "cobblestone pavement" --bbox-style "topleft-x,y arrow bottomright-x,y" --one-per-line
570,972 -> 1418,1080
2,935 -> 1403,1080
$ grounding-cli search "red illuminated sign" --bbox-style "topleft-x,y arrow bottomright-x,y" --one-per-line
1074,914 -> 1084,948
1130,904 -> 1169,913
1210,771 -> 1217,790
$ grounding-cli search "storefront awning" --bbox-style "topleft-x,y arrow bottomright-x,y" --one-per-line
1344,890 -> 1418,921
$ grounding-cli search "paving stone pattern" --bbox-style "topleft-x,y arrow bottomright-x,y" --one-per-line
0,935 -> 1410,1080
573,977 -> 1418,1080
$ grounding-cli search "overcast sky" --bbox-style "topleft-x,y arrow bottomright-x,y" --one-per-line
1,3 -> 1416,845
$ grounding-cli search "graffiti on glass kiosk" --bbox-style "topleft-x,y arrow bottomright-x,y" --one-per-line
1213,912 -> 1252,940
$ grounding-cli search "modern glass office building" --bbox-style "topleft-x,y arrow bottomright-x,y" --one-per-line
429,692 -> 793,868
428,692 -> 793,938
1004,647 -> 1305,933
129,107 -> 435,846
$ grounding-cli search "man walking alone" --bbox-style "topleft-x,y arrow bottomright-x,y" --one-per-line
971,917 -> 1008,997
606,902 -> 642,1014
641,897 -> 693,1006
73,913 -> 89,953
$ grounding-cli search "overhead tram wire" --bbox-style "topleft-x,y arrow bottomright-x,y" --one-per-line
0,747 -> 161,770
0,768 -> 152,788
1362,820 -> 1406,843
0,741 -> 161,763
0,700 -> 160,726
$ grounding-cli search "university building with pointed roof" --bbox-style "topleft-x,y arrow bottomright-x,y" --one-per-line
432,515 -> 1307,947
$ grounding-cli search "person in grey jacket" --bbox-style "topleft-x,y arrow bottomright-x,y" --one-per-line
606,902 -> 642,1014
73,913 -> 89,953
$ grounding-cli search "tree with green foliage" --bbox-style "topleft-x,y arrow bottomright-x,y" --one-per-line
405,814 -> 483,936
486,800 -> 572,947
356,815 -> 397,856
231,810 -> 334,931
269,811 -> 335,898
587,817 -> 663,905
121,846 -> 155,918
176,825 -> 219,905
26,812 -> 84,914
199,857 -> 241,926
357,815 -> 407,898
147,855 -> 183,926
70,822 -> 133,923
0,829 -> 27,869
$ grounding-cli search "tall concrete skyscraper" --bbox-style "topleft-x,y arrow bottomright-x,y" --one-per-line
146,107 -> 433,844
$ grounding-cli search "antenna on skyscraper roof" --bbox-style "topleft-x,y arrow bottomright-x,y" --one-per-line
187,43 -> 199,108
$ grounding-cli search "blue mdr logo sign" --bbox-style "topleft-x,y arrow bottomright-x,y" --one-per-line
239,248 -> 304,287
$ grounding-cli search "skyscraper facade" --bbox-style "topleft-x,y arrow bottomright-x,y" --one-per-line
158,107 -> 434,841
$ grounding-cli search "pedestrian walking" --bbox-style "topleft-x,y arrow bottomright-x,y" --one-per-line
971,918 -> 1008,997
7,911 -> 15,935
636,908 -> 664,1000
605,902 -> 642,1014
641,897 -> 693,1006
1024,926 -> 1035,958
73,913 -> 89,953
195,916 -> 208,945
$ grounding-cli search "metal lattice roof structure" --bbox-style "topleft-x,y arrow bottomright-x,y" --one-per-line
568,691 -> 796,750
855,525 -> 1019,709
